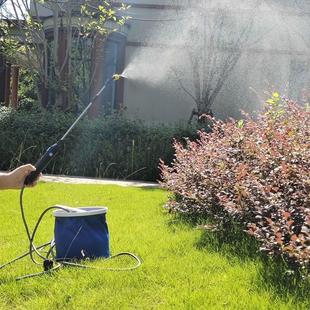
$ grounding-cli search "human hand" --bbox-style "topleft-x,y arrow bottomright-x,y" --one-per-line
1,164 -> 41,189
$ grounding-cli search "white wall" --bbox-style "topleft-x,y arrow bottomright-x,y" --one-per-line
122,1 -> 310,122
28,0 -> 310,122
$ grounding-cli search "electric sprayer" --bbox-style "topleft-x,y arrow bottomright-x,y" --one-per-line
0,74 -> 141,280
25,74 -> 122,185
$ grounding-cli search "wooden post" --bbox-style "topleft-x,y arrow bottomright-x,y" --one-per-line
0,54 -> 5,103
89,34 -> 105,119
4,63 -> 11,107
11,66 -> 19,109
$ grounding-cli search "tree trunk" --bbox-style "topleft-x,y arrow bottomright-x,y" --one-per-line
11,66 -> 19,109
4,63 -> 11,107
189,99 -> 214,124
89,34 -> 106,119
38,78 -> 49,108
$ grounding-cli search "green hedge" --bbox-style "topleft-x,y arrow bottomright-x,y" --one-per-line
0,107 -> 202,181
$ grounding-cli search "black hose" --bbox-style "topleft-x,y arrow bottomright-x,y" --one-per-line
19,186 -> 70,264
29,205 -> 70,263
0,242 -> 51,270
19,186 -> 43,264
0,186 -> 142,280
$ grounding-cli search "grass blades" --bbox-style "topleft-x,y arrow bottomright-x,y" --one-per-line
0,183 -> 309,309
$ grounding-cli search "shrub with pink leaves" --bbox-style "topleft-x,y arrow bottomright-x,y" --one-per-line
160,95 -> 310,270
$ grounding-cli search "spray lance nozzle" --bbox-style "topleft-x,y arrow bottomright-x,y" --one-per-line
112,74 -> 122,81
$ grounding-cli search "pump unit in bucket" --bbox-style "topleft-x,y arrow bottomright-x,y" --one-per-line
0,75 -> 141,281
53,206 -> 110,260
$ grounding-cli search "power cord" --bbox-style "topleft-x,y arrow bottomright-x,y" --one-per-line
0,185 -> 142,280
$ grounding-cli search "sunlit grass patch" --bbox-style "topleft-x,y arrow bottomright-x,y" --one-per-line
0,183 -> 308,309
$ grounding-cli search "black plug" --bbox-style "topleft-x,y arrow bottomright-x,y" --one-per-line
43,259 -> 54,271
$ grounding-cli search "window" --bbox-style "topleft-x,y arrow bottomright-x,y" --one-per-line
101,33 -> 126,114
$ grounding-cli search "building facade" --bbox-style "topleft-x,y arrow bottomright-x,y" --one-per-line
1,1 -> 310,122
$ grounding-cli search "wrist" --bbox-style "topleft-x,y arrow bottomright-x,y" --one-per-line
0,173 -> 14,190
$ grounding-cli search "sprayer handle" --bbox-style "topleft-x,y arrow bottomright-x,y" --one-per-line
24,142 -> 62,185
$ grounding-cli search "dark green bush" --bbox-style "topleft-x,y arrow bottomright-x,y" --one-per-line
0,106 -> 201,181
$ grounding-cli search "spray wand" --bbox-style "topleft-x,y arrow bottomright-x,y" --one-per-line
24,74 -> 122,185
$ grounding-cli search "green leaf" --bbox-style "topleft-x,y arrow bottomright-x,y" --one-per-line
237,119 -> 244,129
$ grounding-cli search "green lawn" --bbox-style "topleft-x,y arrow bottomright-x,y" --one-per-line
0,183 -> 308,309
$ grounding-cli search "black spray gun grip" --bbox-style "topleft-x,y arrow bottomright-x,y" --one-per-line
24,142 -> 62,185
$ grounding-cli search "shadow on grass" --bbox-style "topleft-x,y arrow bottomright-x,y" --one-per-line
167,214 -> 310,304
137,186 -> 161,191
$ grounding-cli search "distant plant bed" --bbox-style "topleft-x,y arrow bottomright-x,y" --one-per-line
160,94 -> 310,273
0,106 -> 203,181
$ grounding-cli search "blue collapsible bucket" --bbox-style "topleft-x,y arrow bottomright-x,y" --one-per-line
53,206 -> 110,260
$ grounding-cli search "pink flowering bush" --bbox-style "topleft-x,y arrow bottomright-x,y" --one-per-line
160,95 -> 310,270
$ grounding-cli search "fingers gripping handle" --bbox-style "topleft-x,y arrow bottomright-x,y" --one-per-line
24,170 -> 41,186
24,143 -> 61,185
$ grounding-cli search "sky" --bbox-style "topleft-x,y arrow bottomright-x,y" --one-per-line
0,0 -> 29,19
